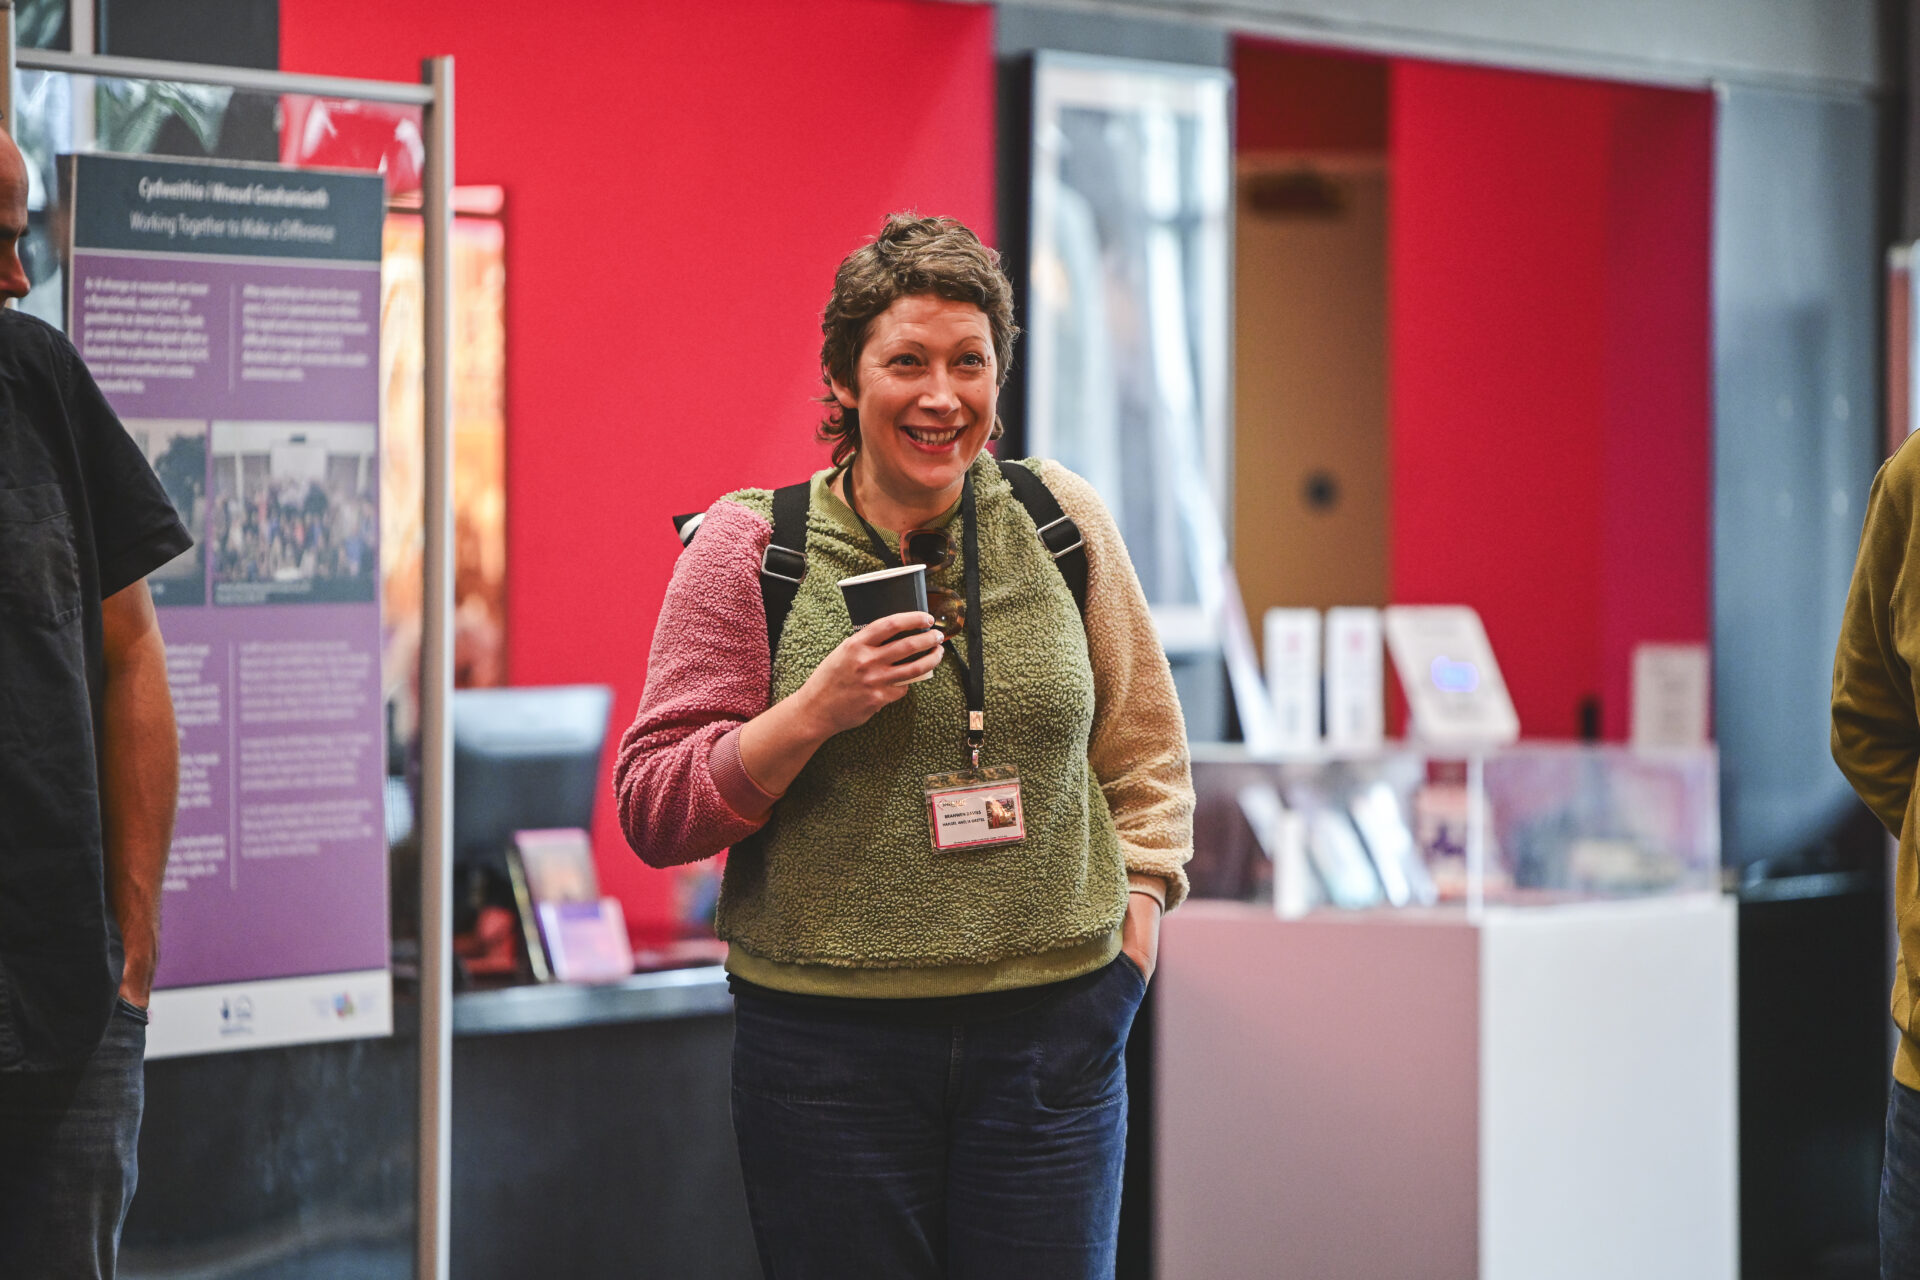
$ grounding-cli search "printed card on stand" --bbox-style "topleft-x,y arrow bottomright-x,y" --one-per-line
512,828 -> 633,984
1383,606 -> 1520,747
1631,643 -> 1711,749
514,828 -> 602,904
1263,608 -> 1321,755
503,846 -> 552,983
1324,607 -> 1385,752
536,898 -> 635,984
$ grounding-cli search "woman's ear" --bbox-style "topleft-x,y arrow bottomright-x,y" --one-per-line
828,371 -> 859,411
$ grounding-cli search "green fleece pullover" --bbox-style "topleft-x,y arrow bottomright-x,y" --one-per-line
615,452 -> 1194,998
722,454 -> 1131,992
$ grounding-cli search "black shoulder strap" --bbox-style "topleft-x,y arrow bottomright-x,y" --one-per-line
997,460 -> 1088,618
680,467 -> 1082,667
760,482 -> 812,664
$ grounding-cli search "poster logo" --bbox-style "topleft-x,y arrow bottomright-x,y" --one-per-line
218,995 -> 254,1036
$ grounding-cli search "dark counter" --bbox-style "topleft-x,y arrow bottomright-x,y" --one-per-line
123,967 -> 757,1280
451,970 -> 757,1280
453,965 -> 732,1036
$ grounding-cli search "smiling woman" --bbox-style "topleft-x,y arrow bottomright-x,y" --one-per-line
614,212 -> 1194,1278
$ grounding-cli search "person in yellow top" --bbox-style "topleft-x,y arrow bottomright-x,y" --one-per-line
1833,433 -> 1920,1277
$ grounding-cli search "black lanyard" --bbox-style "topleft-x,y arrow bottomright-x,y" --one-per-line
958,474 -> 984,768
841,468 -> 987,769
840,466 -> 905,571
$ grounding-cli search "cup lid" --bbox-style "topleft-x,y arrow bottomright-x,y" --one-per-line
837,563 -> 926,588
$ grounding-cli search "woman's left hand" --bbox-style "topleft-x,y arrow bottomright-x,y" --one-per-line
1120,885 -> 1162,983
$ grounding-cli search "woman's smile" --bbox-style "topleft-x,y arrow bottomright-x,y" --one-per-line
902,423 -> 965,449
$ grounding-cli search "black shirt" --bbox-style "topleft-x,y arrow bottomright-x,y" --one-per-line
0,309 -> 192,1070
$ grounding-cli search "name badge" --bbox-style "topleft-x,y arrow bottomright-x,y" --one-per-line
924,765 -> 1025,852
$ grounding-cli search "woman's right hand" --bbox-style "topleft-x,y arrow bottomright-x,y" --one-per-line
733,612 -> 944,802
795,612 -> 945,737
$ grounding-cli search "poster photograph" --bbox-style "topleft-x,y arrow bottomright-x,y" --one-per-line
209,420 -> 378,606
127,417 -> 208,606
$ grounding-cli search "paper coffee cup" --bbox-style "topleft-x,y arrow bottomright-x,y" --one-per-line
838,563 -> 938,682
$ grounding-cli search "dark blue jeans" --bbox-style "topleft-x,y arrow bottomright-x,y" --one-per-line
730,954 -> 1146,1280
0,996 -> 146,1280
1889,1079 -> 1920,1278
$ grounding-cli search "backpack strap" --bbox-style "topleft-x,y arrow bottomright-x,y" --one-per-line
997,459 -> 1088,618
760,481 -> 812,665
678,466 -> 1084,669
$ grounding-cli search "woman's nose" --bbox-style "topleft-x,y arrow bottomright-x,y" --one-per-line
921,367 -> 959,412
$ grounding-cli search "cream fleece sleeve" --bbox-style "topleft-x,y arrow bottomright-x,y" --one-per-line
1042,461 -> 1196,908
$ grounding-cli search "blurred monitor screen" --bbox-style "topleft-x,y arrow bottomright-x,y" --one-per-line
452,685 -> 613,872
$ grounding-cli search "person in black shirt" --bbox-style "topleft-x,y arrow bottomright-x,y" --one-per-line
0,128 -> 192,1278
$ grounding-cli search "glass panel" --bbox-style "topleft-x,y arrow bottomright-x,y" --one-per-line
16,0 -> 70,50
1712,88 -> 1880,873
1024,54 -> 1272,746
1027,54 -> 1232,611
18,71 -> 430,1278
1189,743 -> 1722,911
13,70 -> 71,328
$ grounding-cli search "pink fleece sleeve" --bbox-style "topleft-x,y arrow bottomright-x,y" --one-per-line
613,498 -> 782,867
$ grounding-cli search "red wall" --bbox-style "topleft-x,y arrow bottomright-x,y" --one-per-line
282,0 -> 997,936
1596,89 -> 1714,739
1388,61 -> 1711,738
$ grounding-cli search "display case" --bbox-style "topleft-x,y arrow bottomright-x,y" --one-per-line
1187,740 -> 1722,914
1159,742 -> 1736,1280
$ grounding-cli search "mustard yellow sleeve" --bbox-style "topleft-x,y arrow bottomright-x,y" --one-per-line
1833,449 -> 1920,837
1042,461 -> 1196,908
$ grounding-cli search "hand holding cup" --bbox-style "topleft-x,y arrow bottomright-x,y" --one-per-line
797,609 -> 945,737
839,564 -> 941,683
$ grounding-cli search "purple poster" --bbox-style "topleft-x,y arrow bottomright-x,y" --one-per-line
68,154 -> 391,1056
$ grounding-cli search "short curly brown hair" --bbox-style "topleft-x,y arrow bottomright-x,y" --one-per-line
818,213 -> 1018,468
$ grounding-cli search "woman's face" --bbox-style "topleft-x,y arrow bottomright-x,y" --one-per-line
832,294 -> 997,511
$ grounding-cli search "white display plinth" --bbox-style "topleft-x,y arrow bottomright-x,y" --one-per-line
1155,896 -> 1737,1280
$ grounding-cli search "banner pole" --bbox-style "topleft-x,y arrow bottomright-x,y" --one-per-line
14,47 -> 434,105
67,0 -> 94,149
1,1 -> 15,138
416,53 -> 456,1280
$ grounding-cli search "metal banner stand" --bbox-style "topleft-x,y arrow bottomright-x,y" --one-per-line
1,16 -> 457,1278
417,53 -> 456,1280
